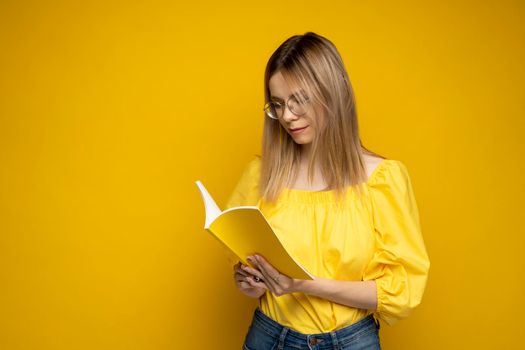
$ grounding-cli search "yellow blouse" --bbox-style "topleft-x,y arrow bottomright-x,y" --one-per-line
225,155 -> 430,333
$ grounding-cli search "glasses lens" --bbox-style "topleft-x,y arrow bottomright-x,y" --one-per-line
288,95 -> 308,116
264,101 -> 282,119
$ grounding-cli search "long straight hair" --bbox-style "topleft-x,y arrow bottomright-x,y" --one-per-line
260,32 -> 385,204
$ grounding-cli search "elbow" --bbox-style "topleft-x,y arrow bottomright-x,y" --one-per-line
375,278 -> 421,326
368,258 -> 430,325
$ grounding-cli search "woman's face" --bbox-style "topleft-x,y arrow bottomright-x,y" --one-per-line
268,71 -> 316,146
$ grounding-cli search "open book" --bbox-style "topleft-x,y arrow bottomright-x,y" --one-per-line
195,180 -> 314,280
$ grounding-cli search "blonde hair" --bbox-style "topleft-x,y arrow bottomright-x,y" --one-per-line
260,32 -> 385,204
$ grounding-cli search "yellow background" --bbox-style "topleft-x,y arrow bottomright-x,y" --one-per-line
1,1 -> 523,349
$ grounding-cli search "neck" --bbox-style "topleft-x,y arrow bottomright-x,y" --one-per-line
300,143 -> 312,161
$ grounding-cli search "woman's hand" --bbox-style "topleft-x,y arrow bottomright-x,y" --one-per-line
236,255 -> 378,310
233,261 -> 268,298
243,254 -> 298,297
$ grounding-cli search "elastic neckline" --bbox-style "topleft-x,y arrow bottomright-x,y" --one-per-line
277,159 -> 391,203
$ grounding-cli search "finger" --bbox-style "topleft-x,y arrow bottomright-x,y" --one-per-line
234,273 -> 249,282
255,255 -> 290,287
255,255 -> 280,277
239,281 -> 251,289
241,264 -> 265,280
246,276 -> 269,290
236,274 -> 256,285
251,257 -> 278,291
235,265 -> 267,286
235,266 -> 251,277
252,255 -> 276,280
235,272 -> 262,284
235,263 -> 257,276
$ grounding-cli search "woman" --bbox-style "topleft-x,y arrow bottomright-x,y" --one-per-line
226,32 -> 430,350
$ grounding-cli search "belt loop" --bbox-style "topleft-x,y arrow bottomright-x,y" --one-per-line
277,326 -> 289,350
330,331 -> 339,350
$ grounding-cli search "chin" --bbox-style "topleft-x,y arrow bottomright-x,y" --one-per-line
292,138 -> 313,145
290,132 -> 312,143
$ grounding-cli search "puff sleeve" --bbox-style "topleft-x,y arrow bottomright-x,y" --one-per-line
224,155 -> 262,210
363,160 -> 430,325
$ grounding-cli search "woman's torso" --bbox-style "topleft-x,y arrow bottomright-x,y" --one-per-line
255,155 -> 386,333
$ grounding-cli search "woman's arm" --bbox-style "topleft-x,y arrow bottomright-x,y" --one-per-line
243,255 -> 377,311
293,278 -> 377,310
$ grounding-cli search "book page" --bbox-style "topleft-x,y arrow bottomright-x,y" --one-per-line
195,180 -> 222,228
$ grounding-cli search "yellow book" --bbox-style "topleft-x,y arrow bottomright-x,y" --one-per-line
195,180 -> 314,280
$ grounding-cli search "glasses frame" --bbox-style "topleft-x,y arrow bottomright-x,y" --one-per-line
263,94 -> 310,120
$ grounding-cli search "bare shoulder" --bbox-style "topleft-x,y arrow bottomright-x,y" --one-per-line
363,154 -> 387,180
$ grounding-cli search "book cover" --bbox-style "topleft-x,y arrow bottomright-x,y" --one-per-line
195,180 -> 314,280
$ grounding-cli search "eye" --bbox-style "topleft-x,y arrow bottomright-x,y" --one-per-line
295,90 -> 310,102
271,101 -> 284,109
293,94 -> 309,105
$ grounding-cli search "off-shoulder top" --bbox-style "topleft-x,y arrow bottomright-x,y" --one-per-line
225,155 -> 430,333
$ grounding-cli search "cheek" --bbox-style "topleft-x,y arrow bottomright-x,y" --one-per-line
278,120 -> 287,131
306,126 -> 316,139
308,106 -> 325,127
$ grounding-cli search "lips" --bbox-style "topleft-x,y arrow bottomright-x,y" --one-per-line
290,126 -> 308,132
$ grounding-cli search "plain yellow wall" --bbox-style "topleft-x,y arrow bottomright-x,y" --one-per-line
0,0 -> 523,349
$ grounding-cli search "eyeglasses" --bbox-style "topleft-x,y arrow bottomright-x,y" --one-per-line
263,93 -> 310,120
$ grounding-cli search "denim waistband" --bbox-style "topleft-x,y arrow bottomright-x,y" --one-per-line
252,307 -> 379,349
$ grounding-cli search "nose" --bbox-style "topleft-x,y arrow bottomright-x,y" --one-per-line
281,105 -> 299,122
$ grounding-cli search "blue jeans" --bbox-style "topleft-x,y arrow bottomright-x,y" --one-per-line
242,308 -> 381,350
